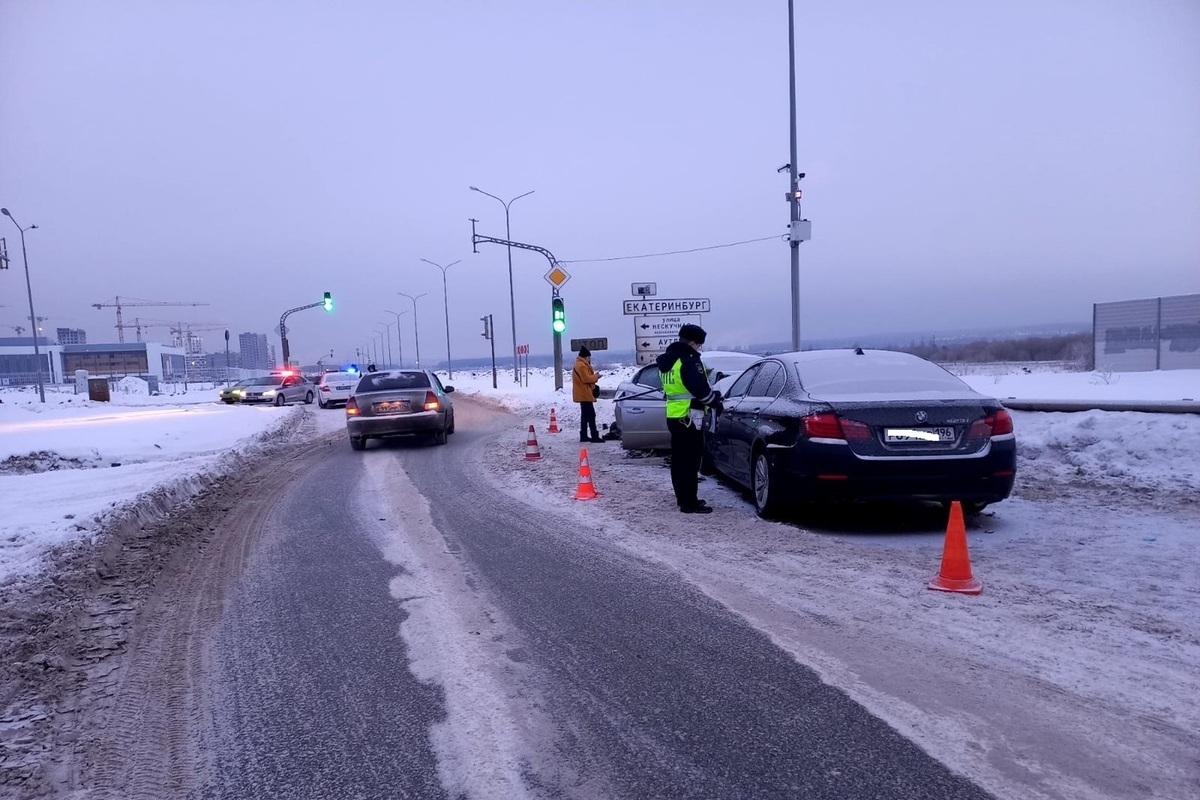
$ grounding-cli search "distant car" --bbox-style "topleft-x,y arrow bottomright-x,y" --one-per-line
703,349 -> 1016,518
345,369 -> 455,450
317,370 -> 360,409
238,373 -> 315,406
220,381 -> 252,404
613,351 -> 762,450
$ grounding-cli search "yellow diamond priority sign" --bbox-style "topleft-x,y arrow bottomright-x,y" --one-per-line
544,265 -> 572,288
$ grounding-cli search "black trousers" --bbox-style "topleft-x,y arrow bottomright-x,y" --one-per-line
667,417 -> 704,508
579,401 -> 599,440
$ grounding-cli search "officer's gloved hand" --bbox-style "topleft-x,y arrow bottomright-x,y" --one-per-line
710,391 -> 725,417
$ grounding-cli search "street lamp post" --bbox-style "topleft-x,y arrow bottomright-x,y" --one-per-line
469,186 -> 534,383
396,292 -> 427,368
383,309 -> 408,367
420,258 -> 461,378
1,208 -> 45,402
376,322 -> 393,367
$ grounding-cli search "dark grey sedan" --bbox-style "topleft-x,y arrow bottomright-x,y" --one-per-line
345,369 -> 455,450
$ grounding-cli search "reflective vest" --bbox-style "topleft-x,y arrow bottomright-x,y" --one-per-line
661,358 -> 701,419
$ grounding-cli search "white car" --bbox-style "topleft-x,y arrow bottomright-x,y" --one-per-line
317,370 -> 361,408
613,350 -> 762,450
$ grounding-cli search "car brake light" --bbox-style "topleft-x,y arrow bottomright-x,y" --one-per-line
838,418 -> 872,441
424,391 -> 439,411
967,408 -> 1013,438
346,397 -> 360,416
320,385 -> 331,392
802,412 -> 844,439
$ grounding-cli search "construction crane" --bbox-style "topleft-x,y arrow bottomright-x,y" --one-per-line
132,318 -> 225,346
92,296 -> 210,343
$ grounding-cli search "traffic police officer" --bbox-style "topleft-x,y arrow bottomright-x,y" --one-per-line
656,324 -> 724,513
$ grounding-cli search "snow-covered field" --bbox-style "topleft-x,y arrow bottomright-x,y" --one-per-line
2,363 -> 1198,798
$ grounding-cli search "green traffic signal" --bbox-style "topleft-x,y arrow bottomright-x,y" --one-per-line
552,297 -> 566,333
323,291 -> 333,312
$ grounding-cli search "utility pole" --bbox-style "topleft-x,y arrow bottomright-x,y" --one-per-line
1,208 -> 45,402
785,0 -> 812,351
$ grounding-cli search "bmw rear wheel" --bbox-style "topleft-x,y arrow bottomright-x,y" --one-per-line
752,450 -> 784,519
433,425 -> 448,445
350,436 -> 365,451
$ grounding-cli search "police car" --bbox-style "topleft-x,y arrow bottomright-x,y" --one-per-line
317,368 -> 361,409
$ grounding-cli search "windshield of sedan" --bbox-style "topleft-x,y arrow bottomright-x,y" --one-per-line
356,372 -> 432,392
795,354 -> 970,396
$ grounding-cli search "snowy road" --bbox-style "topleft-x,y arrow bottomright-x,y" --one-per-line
2,385 -> 1197,799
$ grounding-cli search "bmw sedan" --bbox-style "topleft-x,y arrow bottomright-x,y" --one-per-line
614,350 -> 761,450
704,349 -> 1016,518
345,369 -> 455,450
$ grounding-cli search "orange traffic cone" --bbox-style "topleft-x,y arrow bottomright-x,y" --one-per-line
548,407 -> 561,433
928,501 -> 982,594
524,425 -> 542,461
573,447 -> 600,500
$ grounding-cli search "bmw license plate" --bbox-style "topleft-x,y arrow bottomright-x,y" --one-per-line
374,400 -> 411,413
884,426 -> 955,443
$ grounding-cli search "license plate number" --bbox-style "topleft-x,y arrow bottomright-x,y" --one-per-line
336,385 -> 352,391
374,400 -> 410,413
885,426 -> 955,443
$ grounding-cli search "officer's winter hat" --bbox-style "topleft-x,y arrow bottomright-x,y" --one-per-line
679,324 -> 707,345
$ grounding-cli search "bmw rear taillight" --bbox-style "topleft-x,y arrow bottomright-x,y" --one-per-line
802,412 -> 844,439
968,408 -> 1013,438
839,418 -> 872,441
346,397 -> 360,416
424,391 -> 439,411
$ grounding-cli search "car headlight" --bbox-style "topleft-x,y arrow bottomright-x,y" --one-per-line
263,389 -> 277,396
234,389 -> 245,396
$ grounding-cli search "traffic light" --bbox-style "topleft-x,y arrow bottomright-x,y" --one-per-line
322,291 -> 333,311
552,297 -> 566,333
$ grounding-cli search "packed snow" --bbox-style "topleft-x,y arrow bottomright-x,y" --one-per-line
1,362 -> 1198,799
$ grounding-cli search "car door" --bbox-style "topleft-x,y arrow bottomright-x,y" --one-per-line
714,366 -> 759,482
617,366 -> 668,449
280,376 -> 300,402
727,362 -> 783,483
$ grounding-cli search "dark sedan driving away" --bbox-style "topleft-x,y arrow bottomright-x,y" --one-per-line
704,349 -> 1016,518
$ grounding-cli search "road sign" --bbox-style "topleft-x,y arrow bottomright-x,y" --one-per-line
636,351 -> 664,366
517,344 -> 529,355
569,337 -> 608,352
631,282 -> 657,297
544,265 -> 572,288
636,336 -> 677,351
633,315 -> 700,338
623,297 -> 710,316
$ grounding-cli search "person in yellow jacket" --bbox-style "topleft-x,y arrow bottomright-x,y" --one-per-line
571,346 -> 603,443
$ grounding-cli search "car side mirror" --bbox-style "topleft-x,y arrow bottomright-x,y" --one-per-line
444,386 -> 455,393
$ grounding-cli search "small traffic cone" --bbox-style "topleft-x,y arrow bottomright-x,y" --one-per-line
548,407 -> 561,433
573,447 -> 600,500
524,425 -> 542,461
928,501 -> 982,594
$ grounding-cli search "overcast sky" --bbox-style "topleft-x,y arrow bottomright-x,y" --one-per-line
2,0 -> 1197,365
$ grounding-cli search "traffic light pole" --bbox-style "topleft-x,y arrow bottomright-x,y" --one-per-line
471,221 -> 566,390
551,289 -> 563,391
278,300 -> 324,367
